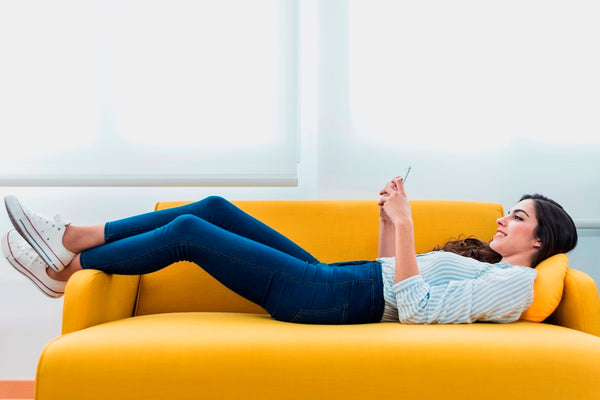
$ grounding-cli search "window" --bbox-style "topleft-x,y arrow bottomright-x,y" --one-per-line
348,0 -> 600,152
0,0 -> 298,186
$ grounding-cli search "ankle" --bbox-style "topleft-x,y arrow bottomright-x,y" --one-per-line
47,256 -> 82,282
47,267 -> 67,282
62,224 -> 105,254
61,225 -> 78,253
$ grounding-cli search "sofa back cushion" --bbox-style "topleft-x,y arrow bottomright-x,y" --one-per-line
134,200 -> 502,316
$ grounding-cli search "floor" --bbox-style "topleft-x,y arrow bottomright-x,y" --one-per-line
0,380 -> 34,399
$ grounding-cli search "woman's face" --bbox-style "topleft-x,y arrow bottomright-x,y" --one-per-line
489,199 -> 541,267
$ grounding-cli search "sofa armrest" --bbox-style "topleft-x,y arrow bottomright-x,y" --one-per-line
547,268 -> 600,336
61,270 -> 141,335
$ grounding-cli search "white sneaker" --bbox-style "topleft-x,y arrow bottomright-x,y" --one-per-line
2,230 -> 66,298
4,195 -> 75,272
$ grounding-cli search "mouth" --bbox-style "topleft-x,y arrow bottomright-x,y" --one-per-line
494,230 -> 507,238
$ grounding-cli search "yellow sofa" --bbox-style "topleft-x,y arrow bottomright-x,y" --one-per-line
35,200 -> 600,399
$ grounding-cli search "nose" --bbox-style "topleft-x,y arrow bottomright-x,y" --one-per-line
496,215 -> 507,226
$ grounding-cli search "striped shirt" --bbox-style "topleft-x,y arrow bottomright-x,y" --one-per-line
379,251 -> 537,324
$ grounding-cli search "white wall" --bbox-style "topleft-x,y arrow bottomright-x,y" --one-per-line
1,0 -> 599,379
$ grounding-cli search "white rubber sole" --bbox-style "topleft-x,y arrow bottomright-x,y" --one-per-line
4,195 -> 65,272
2,231 -> 64,298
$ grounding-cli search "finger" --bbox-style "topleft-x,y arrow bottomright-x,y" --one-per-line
380,181 -> 394,195
390,180 -> 407,198
393,177 -> 405,189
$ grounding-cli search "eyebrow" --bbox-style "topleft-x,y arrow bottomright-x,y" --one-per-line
510,208 -> 530,218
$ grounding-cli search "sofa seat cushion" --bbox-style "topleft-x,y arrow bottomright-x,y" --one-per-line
38,313 -> 600,400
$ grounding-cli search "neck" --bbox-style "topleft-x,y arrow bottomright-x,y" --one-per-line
500,254 -> 533,268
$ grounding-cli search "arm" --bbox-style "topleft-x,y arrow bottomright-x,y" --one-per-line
378,177 -> 419,283
62,270 -> 140,334
393,264 -> 536,324
378,207 -> 395,258
547,268 -> 600,336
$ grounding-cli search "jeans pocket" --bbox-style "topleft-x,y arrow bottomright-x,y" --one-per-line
290,304 -> 349,324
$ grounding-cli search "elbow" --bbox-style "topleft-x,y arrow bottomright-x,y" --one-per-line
397,314 -> 425,324
393,276 -> 432,324
396,298 -> 430,324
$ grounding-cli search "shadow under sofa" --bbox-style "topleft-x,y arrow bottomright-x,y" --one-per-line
35,200 -> 600,399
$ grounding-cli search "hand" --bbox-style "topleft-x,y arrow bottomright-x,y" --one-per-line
378,176 -> 397,199
378,177 -> 412,226
378,180 -> 395,224
378,176 -> 401,205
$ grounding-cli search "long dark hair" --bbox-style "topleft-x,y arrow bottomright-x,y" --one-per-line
521,194 -> 577,267
433,236 -> 501,264
434,194 -> 577,268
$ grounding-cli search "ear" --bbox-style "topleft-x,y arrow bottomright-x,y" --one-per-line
533,238 -> 542,249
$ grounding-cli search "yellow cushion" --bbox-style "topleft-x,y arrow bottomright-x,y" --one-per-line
520,254 -> 568,322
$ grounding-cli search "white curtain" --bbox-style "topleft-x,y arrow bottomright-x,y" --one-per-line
348,0 -> 600,151
0,0 -> 298,186
317,0 -> 600,209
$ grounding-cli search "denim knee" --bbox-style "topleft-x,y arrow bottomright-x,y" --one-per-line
165,214 -> 204,241
196,195 -> 230,213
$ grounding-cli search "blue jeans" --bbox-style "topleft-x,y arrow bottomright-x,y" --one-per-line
80,196 -> 384,324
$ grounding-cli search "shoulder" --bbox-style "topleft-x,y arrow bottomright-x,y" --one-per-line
495,261 -> 537,278
417,250 -> 484,266
474,262 -> 537,290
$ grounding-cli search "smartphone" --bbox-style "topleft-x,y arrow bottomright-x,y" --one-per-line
402,166 -> 412,183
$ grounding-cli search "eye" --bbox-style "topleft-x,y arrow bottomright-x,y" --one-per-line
513,215 -> 523,221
